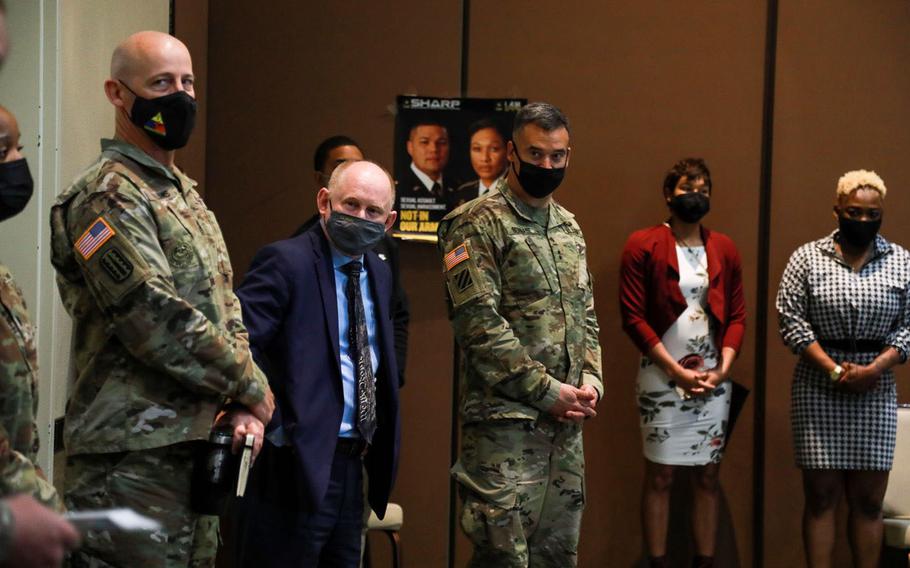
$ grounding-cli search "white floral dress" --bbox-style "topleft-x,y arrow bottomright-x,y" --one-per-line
636,245 -> 732,465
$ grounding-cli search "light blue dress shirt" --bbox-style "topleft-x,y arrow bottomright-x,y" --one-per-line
332,247 -> 381,438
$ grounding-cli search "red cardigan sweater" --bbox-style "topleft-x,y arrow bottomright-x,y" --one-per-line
619,224 -> 746,355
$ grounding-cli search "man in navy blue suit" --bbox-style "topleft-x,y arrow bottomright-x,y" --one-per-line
234,160 -> 401,567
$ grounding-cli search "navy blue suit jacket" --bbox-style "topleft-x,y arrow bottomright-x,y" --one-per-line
236,226 -> 400,516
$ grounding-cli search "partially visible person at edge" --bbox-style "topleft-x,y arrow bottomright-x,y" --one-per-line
0,102 -> 80,567
619,158 -> 746,568
438,102 -> 603,567
777,169 -> 910,568
0,4 -> 80,566
451,119 -> 508,208
293,136 -> 410,387
49,31 -> 273,567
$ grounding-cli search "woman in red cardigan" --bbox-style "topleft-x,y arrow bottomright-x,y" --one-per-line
619,158 -> 746,568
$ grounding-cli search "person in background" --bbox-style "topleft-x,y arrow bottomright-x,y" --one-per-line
620,158 -> 746,568
294,136 -> 409,387
777,169 -> 909,568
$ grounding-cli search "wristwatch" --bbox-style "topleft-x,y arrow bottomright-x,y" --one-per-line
829,364 -> 845,382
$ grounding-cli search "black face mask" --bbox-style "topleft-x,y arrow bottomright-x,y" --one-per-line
0,159 -> 34,222
120,81 -> 197,150
324,209 -> 386,257
510,150 -> 566,199
668,192 -> 710,223
838,216 -> 881,248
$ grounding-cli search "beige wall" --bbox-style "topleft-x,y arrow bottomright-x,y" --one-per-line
0,0 -> 168,476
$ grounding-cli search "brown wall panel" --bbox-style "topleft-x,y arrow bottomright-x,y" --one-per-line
467,3 -> 766,566
765,2 -> 910,565
205,3 -> 463,566
198,2 -> 910,566
174,0 -> 209,192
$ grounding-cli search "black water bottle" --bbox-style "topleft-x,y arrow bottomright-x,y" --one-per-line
190,428 -> 236,514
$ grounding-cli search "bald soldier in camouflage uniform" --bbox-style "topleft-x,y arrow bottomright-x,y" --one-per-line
50,32 -> 272,567
438,103 -> 603,567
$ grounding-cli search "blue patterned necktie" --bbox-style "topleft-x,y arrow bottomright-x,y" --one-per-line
342,260 -> 377,443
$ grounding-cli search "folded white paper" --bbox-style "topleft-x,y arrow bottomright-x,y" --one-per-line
64,508 -> 162,533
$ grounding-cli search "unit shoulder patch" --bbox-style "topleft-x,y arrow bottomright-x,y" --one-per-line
443,240 -> 488,307
99,248 -> 134,283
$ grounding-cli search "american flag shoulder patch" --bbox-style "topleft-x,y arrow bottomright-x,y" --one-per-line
444,242 -> 470,271
75,217 -> 116,260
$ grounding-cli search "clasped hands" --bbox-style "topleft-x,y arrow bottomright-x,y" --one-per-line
671,366 -> 726,397
549,384 -> 599,423
832,361 -> 882,393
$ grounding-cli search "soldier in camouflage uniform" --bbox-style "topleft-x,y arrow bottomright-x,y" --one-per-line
0,261 -> 63,511
49,32 -> 273,567
1,102 -> 80,567
0,106 -> 63,513
438,103 -> 603,567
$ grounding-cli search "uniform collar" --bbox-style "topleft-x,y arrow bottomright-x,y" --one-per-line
410,162 -> 442,192
499,179 -> 574,229
101,138 -> 196,193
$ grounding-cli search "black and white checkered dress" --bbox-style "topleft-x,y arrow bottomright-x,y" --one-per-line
777,232 -> 910,470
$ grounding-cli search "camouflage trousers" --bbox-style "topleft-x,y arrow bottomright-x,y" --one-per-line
64,443 -> 218,568
453,417 -> 585,568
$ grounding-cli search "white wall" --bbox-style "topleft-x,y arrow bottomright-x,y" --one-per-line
0,0 -> 168,478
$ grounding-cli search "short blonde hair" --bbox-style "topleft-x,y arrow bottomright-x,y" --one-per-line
837,169 -> 887,199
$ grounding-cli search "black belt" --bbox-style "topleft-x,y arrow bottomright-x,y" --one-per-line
335,437 -> 367,457
818,339 -> 885,353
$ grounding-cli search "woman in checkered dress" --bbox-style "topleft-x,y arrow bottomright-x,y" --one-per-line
777,170 -> 910,567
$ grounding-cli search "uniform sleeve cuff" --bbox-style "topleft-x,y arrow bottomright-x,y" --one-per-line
532,377 -> 563,413
234,368 -> 268,408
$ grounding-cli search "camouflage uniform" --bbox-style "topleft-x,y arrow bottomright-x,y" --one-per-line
438,180 -> 603,568
0,262 -> 62,511
50,139 -> 270,568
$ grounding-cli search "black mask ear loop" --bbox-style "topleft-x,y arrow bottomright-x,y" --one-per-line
509,142 -> 524,180
117,80 -> 141,121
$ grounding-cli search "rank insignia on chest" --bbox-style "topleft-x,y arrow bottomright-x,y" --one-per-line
75,217 -> 116,260
168,241 -> 196,269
